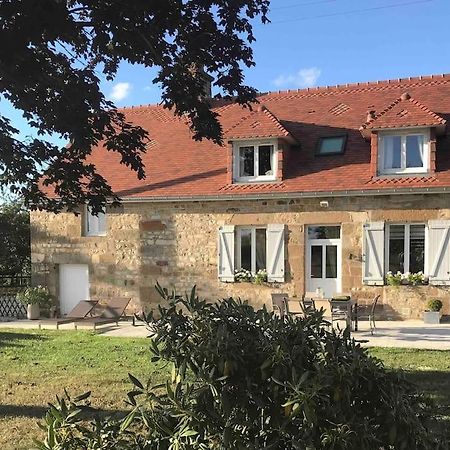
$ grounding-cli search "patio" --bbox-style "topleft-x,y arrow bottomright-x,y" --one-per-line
3,317 -> 450,349
354,320 -> 450,350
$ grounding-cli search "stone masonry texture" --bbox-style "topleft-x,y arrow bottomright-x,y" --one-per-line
30,193 -> 450,319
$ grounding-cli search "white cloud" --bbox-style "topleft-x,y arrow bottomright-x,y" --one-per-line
273,67 -> 321,89
109,82 -> 132,102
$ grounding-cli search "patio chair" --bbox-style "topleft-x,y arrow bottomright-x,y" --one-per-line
330,294 -> 352,329
74,297 -> 131,330
285,298 -> 304,317
39,300 -> 98,329
271,293 -> 288,318
302,292 -> 317,310
354,294 -> 380,335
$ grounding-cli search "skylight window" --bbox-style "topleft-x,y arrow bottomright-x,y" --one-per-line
317,135 -> 347,155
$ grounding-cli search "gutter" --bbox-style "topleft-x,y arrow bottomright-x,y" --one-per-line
119,186 -> 450,203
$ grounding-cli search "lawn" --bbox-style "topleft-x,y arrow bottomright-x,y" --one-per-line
0,328 -> 167,450
1,330 -> 450,449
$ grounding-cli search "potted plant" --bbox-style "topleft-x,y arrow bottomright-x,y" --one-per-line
423,299 -> 443,325
16,286 -> 53,320
386,271 -> 402,286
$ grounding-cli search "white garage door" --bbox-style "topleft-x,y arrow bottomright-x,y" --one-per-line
59,264 -> 90,315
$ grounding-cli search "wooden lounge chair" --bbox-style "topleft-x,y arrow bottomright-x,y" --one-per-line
39,300 -> 97,329
74,297 -> 131,330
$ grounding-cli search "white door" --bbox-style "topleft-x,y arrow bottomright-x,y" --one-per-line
306,225 -> 341,298
59,264 -> 90,315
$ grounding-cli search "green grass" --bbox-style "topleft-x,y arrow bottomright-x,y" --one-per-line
0,328 -> 167,450
368,347 -> 450,430
1,331 -> 450,449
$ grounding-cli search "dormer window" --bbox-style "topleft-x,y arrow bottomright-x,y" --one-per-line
378,129 -> 429,175
233,139 -> 277,182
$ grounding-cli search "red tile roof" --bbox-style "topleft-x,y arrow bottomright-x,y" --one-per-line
360,92 -> 446,131
53,73 -> 450,200
224,104 -> 293,140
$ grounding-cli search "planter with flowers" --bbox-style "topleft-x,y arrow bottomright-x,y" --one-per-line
386,271 -> 428,286
423,299 -> 443,324
16,286 -> 53,320
234,269 -> 268,284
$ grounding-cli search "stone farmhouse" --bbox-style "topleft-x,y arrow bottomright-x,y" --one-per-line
31,74 -> 450,319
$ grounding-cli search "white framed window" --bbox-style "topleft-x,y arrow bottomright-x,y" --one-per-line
386,223 -> 425,274
378,129 -> 429,175
84,206 -> 107,236
233,139 -> 277,182
218,224 -> 285,282
236,227 -> 267,273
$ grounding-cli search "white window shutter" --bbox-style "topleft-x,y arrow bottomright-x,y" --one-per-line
218,225 -> 235,282
428,220 -> 450,285
267,224 -> 285,282
97,211 -> 107,234
362,222 -> 385,285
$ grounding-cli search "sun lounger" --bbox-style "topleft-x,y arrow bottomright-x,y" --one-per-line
39,300 -> 97,329
74,297 -> 131,330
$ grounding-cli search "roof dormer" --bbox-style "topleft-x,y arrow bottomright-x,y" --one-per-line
225,104 -> 296,183
359,93 -> 447,177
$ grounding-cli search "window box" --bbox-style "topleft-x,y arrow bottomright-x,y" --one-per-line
378,129 -> 429,175
233,140 -> 277,182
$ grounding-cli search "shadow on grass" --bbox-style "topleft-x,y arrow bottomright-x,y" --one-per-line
0,331 -> 48,348
0,404 -> 129,420
401,369 -> 450,441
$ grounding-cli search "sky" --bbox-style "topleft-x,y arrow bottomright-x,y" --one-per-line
1,0 -> 449,144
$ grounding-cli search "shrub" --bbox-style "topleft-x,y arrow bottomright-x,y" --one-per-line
426,298 -> 443,312
36,285 -> 441,449
16,285 -> 52,307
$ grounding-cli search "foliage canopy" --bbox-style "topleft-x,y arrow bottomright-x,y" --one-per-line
0,0 -> 269,213
0,201 -> 30,276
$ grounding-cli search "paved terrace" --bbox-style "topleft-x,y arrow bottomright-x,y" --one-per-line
2,319 -> 450,350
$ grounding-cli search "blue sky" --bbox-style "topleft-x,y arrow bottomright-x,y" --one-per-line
1,0 -> 448,143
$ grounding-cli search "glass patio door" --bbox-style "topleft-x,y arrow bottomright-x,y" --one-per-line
306,226 -> 341,298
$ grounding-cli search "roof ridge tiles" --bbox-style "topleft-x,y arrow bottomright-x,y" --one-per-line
113,73 -> 450,112
260,74 -> 450,101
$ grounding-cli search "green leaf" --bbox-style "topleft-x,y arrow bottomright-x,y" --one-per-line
128,373 -> 144,390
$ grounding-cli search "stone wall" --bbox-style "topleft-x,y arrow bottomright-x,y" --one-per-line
30,193 -> 450,318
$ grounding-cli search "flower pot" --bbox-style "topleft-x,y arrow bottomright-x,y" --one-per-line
423,311 -> 440,325
27,303 -> 40,320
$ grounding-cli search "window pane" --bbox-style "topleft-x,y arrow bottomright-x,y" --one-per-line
389,225 -> 405,273
258,145 -> 273,176
406,135 -> 424,168
255,229 -> 267,271
310,246 -> 323,278
383,136 -> 401,169
326,245 -> 338,278
308,226 -> 340,240
240,229 -> 252,270
409,225 -> 425,273
239,146 -> 254,177
319,136 -> 345,154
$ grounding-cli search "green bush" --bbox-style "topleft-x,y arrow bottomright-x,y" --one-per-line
16,285 -> 53,307
426,298 -> 443,312
35,285 -> 442,449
